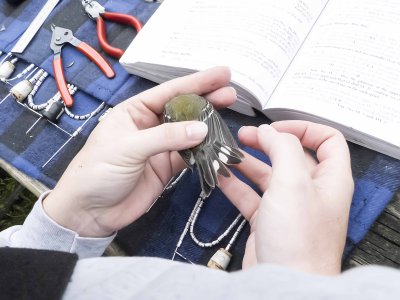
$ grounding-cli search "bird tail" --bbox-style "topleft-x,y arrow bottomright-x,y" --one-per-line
195,141 -> 244,197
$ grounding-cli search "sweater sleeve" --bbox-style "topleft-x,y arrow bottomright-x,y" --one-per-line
0,191 -> 116,258
63,257 -> 400,299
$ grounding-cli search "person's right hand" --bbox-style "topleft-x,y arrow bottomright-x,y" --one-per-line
219,121 -> 354,275
42,66 -> 235,239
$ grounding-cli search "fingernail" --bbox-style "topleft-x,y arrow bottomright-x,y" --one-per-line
259,124 -> 273,131
186,122 -> 208,139
238,126 -> 248,135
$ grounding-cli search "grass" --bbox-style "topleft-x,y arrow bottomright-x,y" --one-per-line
0,168 -> 36,231
0,168 -> 125,256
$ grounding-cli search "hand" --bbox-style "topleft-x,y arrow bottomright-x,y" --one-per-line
219,121 -> 354,275
43,66 -> 236,238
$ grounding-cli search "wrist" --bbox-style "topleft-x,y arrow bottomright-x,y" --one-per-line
42,189 -> 114,238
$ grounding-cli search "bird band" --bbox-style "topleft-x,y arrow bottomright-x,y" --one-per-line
10,79 -> 34,102
207,248 -> 232,270
0,61 -> 15,79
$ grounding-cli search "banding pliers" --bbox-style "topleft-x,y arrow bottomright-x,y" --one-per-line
82,0 -> 143,59
50,24 -> 115,107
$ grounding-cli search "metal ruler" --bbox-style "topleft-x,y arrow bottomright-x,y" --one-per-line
11,0 -> 61,54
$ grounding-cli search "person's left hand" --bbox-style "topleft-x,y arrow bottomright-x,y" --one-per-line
218,121 -> 354,274
43,66 -> 236,237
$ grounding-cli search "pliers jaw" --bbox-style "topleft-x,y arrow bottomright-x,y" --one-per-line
50,24 -> 81,54
82,0 -> 104,19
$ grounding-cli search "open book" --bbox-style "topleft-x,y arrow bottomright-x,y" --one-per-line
120,0 -> 400,160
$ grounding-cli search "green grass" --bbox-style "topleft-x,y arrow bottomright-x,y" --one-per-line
0,168 -> 36,231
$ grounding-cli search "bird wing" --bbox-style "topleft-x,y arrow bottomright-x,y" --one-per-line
194,103 -> 244,196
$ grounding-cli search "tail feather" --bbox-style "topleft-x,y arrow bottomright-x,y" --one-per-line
209,149 -> 230,177
213,141 -> 244,165
196,160 -> 213,197
196,150 -> 217,188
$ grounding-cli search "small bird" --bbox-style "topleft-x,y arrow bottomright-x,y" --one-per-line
164,94 -> 244,197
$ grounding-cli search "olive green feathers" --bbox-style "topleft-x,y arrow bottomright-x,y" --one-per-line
164,94 -> 244,197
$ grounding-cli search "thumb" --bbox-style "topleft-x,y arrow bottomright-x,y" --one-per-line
132,121 -> 208,157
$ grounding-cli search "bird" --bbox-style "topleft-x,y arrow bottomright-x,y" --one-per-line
163,94 -> 244,197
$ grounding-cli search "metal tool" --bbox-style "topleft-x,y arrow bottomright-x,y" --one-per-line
50,24 -> 115,107
11,0 -> 61,54
81,0 -> 142,59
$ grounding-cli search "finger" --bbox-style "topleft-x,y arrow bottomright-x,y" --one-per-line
120,85 -> 236,131
131,121 -> 208,158
242,233 -> 258,269
238,126 -> 317,179
218,172 -> 261,221
231,148 -> 272,192
271,121 -> 352,176
204,86 -> 236,109
170,151 -> 188,174
303,148 -> 319,172
128,66 -> 232,114
257,124 -> 311,183
237,126 -> 259,149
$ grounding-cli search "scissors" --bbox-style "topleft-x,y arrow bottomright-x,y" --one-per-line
81,0 -> 143,59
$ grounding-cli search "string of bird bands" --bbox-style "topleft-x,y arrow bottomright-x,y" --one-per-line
162,169 -> 247,271
0,52 -> 107,168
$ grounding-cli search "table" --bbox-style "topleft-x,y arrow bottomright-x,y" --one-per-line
344,190 -> 400,269
0,157 -> 48,197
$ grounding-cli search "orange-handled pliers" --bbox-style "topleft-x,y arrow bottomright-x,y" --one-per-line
50,24 -> 115,107
82,0 -> 143,59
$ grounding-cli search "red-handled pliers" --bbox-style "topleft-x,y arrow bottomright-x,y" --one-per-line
82,0 -> 143,59
50,24 -> 115,107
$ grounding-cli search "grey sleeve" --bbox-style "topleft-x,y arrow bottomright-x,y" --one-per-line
0,191 -> 115,258
63,256 -> 400,299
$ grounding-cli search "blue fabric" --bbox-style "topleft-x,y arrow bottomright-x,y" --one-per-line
0,0 -> 159,187
0,0 -> 159,105
116,109 -> 400,270
1,0 -> 400,271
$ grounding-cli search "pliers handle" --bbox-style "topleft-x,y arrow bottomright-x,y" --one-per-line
97,12 -> 142,59
82,0 -> 142,59
50,24 -> 115,107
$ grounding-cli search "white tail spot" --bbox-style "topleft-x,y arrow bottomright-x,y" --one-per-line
220,147 -> 231,155
213,160 -> 220,171
218,153 -> 229,164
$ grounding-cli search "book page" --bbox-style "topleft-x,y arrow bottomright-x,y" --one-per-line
121,0 -> 327,109
267,0 -> 400,147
